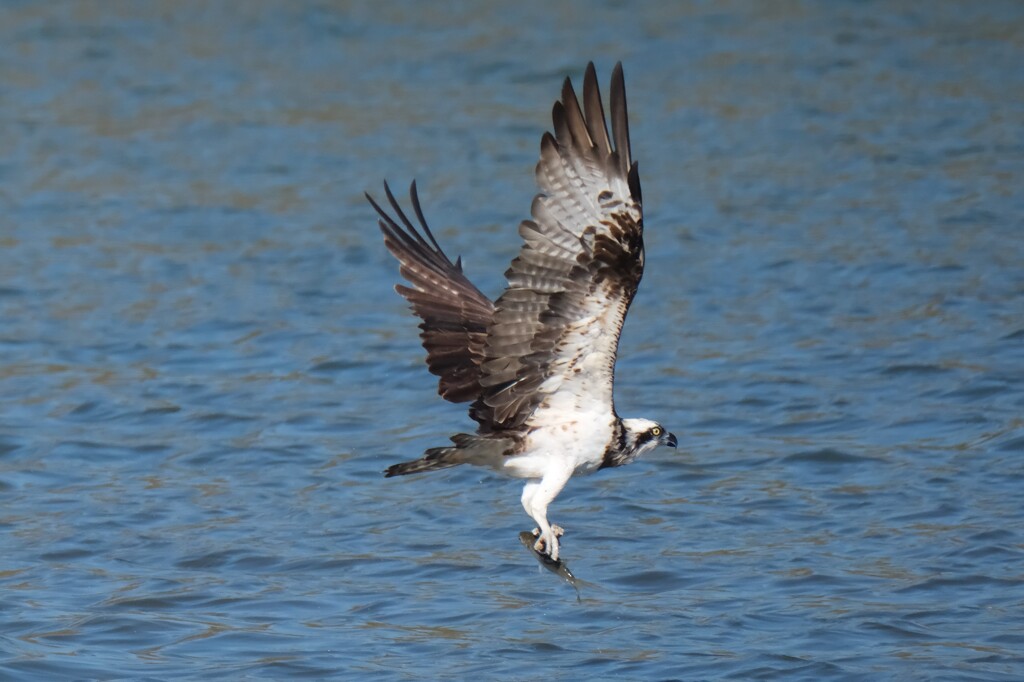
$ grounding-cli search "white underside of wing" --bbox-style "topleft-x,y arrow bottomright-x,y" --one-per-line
530,285 -> 629,423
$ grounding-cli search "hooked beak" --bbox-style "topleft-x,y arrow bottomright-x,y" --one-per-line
663,432 -> 678,448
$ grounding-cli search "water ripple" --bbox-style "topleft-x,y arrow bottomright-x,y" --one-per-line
2,2 -> 1024,680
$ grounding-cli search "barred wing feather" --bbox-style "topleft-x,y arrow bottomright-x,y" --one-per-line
368,182 -> 495,404
473,62 -> 644,430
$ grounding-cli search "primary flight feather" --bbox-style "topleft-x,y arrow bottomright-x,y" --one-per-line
368,62 -> 676,561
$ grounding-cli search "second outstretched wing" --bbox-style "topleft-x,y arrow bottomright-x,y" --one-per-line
369,182 -> 496,404
473,62 -> 645,430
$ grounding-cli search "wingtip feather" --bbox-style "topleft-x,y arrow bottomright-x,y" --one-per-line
609,62 -> 631,172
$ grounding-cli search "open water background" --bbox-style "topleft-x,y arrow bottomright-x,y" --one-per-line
2,1 -> 1023,679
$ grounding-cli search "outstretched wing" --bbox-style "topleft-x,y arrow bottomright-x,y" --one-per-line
472,62 -> 644,430
368,181 -> 496,403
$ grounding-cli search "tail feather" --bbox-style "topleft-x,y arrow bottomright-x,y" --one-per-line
383,432 -> 517,478
384,445 -> 464,477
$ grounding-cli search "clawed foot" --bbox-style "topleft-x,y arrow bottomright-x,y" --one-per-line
532,525 -> 564,538
531,525 -> 565,561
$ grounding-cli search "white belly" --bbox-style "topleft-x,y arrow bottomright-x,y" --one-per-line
500,413 -> 614,480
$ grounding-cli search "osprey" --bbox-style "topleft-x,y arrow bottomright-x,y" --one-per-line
368,63 -> 676,561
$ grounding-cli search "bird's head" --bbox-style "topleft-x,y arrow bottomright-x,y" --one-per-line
617,417 -> 677,465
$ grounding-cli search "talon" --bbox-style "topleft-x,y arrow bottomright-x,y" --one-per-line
532,530 -> 561,561
547,535 -> 560,562
533,525 -> 565,538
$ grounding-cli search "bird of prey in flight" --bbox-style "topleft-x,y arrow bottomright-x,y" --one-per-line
367,62 -> 676,562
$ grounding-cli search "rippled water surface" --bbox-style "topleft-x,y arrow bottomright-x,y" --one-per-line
2,1 -> 1024,679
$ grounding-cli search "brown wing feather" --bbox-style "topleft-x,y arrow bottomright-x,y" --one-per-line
368,181 -> 495,403
472,62 -> 644,430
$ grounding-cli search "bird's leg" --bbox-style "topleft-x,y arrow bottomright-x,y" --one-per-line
521,481 -> 541,538
521,467 -> 572,561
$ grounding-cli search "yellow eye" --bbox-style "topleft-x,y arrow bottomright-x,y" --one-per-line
651,426 -> 662,437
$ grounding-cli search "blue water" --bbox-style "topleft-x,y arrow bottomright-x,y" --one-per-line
2,1 -> 1023,679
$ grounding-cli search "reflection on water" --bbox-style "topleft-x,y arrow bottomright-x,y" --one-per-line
2,1 -> 1023,679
